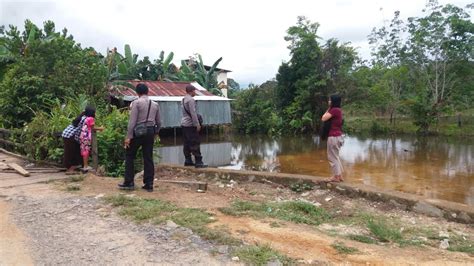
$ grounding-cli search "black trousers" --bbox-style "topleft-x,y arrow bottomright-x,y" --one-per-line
182,126 -> 201,158
63,137 -> 82,168
124,133 -> 155,187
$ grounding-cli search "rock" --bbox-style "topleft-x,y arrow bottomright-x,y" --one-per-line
458,212 -> 472,223
413,202 -> 443,217
335,186 -> 346,192
313,202 -> 322,207
301,192 -> 310,197
165,220 -> 178,229
231,256 -> 240,262
325,197 -> 333,202
198,173 -> 206,178
217,245 -> 229,254
134,170 -> 144,179
439,231 -> 449,239
248,175 -> 255,182
389,199 -> 407,210
218,184 -> 225,188
94,194 -> 105,199
266,259 -> 283,266
439,239 -> 449,249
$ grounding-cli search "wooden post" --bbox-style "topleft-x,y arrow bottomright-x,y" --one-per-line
92,130 -> 98,170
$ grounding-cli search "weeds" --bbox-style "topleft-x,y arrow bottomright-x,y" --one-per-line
233,244 -> 294,266
66,184 -> 81,191
104,195 -> 241,246
367,218 -> 402,243
69,175 -> 85,182
331,241 -> 359,254
348,234 -> 377,244
220,200 -> 330,226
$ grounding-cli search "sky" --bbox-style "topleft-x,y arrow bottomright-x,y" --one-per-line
1,0 -> 472,87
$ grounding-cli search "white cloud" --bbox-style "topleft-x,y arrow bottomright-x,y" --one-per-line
1,0 -> 472,86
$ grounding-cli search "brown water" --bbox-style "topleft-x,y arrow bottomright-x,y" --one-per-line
158,134 -> 474,206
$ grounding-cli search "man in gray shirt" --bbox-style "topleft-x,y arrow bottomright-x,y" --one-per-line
181,85 -> 207,168
119,83 -> 161,192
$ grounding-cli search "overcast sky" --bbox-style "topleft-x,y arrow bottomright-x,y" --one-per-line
1,0 -> 472,87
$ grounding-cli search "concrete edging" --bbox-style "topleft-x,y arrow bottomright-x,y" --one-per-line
158,163 -> 474,224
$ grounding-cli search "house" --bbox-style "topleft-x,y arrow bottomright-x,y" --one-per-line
109,81 -> 232,128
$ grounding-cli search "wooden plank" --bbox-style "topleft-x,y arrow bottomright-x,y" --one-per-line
6,163 -> 30,177
157,180 -> 207,185
0,162 -> 9,170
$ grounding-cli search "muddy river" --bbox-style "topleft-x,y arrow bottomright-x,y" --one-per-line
158,134 -> 474,206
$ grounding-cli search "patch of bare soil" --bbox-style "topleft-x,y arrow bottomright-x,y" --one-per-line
0,182 -> 236,265
0,200 -> 34,266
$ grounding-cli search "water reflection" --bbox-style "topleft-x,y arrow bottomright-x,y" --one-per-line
158,134 -> 474,205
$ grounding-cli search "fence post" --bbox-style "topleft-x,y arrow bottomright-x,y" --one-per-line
92,130 -> 98,170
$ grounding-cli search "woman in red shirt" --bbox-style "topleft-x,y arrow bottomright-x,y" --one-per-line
321,95 -> 344,182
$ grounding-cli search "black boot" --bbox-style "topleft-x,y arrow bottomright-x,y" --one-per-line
184,156 -> 195,166
195,156 -> 208,168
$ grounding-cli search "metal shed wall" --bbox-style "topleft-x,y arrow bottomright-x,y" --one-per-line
158,100 -> 231,128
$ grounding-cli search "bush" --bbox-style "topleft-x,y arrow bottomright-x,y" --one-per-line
18,99 -> 148,177
96,107 -> 129,177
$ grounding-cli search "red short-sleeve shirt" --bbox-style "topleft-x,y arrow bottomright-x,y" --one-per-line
328,108 -> 343,137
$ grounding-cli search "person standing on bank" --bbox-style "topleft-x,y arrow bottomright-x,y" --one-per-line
181,85 -> 207,168
321,94 -> 344,182
119,83 -> 161,192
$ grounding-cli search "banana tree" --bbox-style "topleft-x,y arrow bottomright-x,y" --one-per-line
177,54 -> 223,91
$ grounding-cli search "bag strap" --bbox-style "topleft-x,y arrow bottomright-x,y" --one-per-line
145,100 -> 152,124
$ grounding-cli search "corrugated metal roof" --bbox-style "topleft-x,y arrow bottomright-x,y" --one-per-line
109,80 -> 215,98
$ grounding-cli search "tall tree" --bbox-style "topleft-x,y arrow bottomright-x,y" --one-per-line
406,0 -> 474,133
0,20 -> 107,127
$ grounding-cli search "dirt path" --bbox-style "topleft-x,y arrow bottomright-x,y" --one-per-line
0,183 -> 235,265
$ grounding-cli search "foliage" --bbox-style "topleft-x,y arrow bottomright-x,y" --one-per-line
232,81 -> 281,135
234,16 -> 358,135
0,20 -> 107,127
177,54 -> 223,94
96,107 -> 130,177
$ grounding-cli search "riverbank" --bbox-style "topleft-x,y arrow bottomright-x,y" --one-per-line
344,115 -> 474,137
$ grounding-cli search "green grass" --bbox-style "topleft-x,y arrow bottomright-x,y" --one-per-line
104,195 -> 241,246
367,218 -> 402,243
69,175 -> 85,182
233,244 -> 294,266
331,241 -> 359,254
220,200 -> 331,225
348,234 -> 377,244
66,184 -> 81,191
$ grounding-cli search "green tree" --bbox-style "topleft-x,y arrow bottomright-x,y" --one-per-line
406,0 -> 474,133
177,54 -> 223,94
0,20 -> 107,127
276,17 -> 357,133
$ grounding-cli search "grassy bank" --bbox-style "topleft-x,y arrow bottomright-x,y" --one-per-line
344,115 -> 474,137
